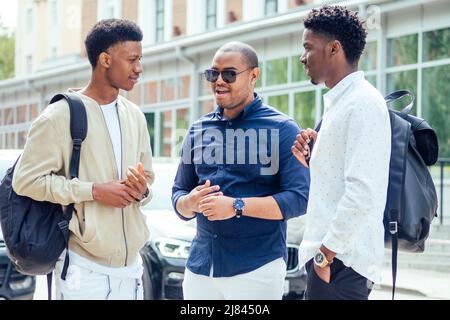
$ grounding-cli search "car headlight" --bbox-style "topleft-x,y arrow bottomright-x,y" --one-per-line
154,237 -> 190,259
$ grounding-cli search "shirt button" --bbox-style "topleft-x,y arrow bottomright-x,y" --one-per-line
213,234 -> 218,239
228,121 -> 233,126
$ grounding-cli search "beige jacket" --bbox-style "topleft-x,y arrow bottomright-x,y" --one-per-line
12,90 -> 154,267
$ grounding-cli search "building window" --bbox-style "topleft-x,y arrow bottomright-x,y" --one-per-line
423,27 -> 450,62
360,41 -> 378,86
360,41 -> 378,71
159,110 -> 173,157
255,61 -> 264,88
98,0 -> 121,20
26,55 -> 33,74
294,91 -> 315,130
145,81 -> 158,104
423,64 -> 450,158
155,0 -> 164,42
4,108 -> 14,125
292,56 -> 308,83
50,0 -> 58,26
266,58 -> 288,86
26,8 -> 34,34
161,78 -> 177,101
199,72 -> 212,96
265,0 -> 278,16
145,112 -> 155,153
179,75 -> 191,99
18,131 -> 28,149
29,103 -> 39,121
6,132 -> 16,149
199,100 -> 215,116
387,34 -> 418,67
206,0 -> 217,31
268,94 -> 288,115
16,105 -> 28,124
175,108 -> 190,155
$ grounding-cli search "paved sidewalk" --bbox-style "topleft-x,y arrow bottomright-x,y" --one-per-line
379,264 -> 450,300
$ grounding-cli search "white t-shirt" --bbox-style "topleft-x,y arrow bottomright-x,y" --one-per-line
67,99 -> 142,279
100,100 -> 122,179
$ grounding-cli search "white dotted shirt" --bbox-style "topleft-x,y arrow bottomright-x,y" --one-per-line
298,71 -> 391,283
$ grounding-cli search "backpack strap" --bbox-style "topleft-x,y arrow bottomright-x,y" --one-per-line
47,93 -> 88,298
385,91 -> 413,301
384,90 -> 415,115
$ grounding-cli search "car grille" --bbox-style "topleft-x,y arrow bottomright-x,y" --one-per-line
286,246 -> 299,272
164,285 -> 183,300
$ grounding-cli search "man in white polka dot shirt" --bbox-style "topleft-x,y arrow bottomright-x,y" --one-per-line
292,5 -> 391,300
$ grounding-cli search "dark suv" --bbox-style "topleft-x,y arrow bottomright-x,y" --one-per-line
0,150 -> 36,300
139,162 -> 306,300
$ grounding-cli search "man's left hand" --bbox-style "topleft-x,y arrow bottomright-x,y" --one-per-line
122,164 -> 148,200
198,195 -> 236,221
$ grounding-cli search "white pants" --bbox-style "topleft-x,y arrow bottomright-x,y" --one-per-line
183,258 -> 287,300
54,259 -> 143,300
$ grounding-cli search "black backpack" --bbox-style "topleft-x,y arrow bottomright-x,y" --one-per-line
383,90 -> 439,299
0,93 -> 87,299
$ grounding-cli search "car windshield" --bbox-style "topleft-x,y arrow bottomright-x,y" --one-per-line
143,162 -> 178,211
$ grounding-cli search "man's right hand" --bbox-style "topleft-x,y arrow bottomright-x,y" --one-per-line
176,180 -> 223,218
291,128 -> 318,168
92,181 -> 141,208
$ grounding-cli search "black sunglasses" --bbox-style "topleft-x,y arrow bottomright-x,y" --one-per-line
204,67 -> 254,83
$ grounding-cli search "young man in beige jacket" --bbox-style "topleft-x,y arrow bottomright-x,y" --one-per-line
12,19 -> 154,300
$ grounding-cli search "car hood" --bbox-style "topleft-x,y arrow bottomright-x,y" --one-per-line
141,209 -> 196,243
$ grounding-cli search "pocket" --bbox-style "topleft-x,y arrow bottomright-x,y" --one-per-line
79,203 -> 96,243
311,264 -> 332,286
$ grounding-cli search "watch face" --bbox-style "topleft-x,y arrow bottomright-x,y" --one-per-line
234,199 -> 244,210
314,252 -> 324,264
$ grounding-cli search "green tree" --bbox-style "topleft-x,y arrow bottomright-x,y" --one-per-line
0,20 -> 15,80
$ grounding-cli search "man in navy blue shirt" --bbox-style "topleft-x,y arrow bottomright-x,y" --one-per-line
172,41 -> 310,300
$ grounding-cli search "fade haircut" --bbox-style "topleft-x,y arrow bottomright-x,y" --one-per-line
217,42 -> 259,69
304,5 -> 367,64
85,19 -> 143,69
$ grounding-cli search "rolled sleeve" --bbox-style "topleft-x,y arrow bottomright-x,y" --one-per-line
171,131 -> 199,221
273,120 -> 310,220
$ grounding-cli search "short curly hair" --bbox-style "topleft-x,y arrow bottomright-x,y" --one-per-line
304,5 -> 367,64
85,19 -> 143,68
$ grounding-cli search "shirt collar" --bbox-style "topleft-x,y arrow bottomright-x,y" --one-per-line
323,71 -> 365,112
214,93 -> 261,120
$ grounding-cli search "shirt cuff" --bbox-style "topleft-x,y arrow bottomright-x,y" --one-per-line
77,181 -> 94,202
173,193 -> 196,221
322,231 -> 349,255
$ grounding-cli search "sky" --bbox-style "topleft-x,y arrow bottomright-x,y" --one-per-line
0,0 -> 18,34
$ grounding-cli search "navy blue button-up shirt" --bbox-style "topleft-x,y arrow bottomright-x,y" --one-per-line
172,94 -> 310,277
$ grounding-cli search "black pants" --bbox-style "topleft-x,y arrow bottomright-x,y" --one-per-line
304,259 -> 373,300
